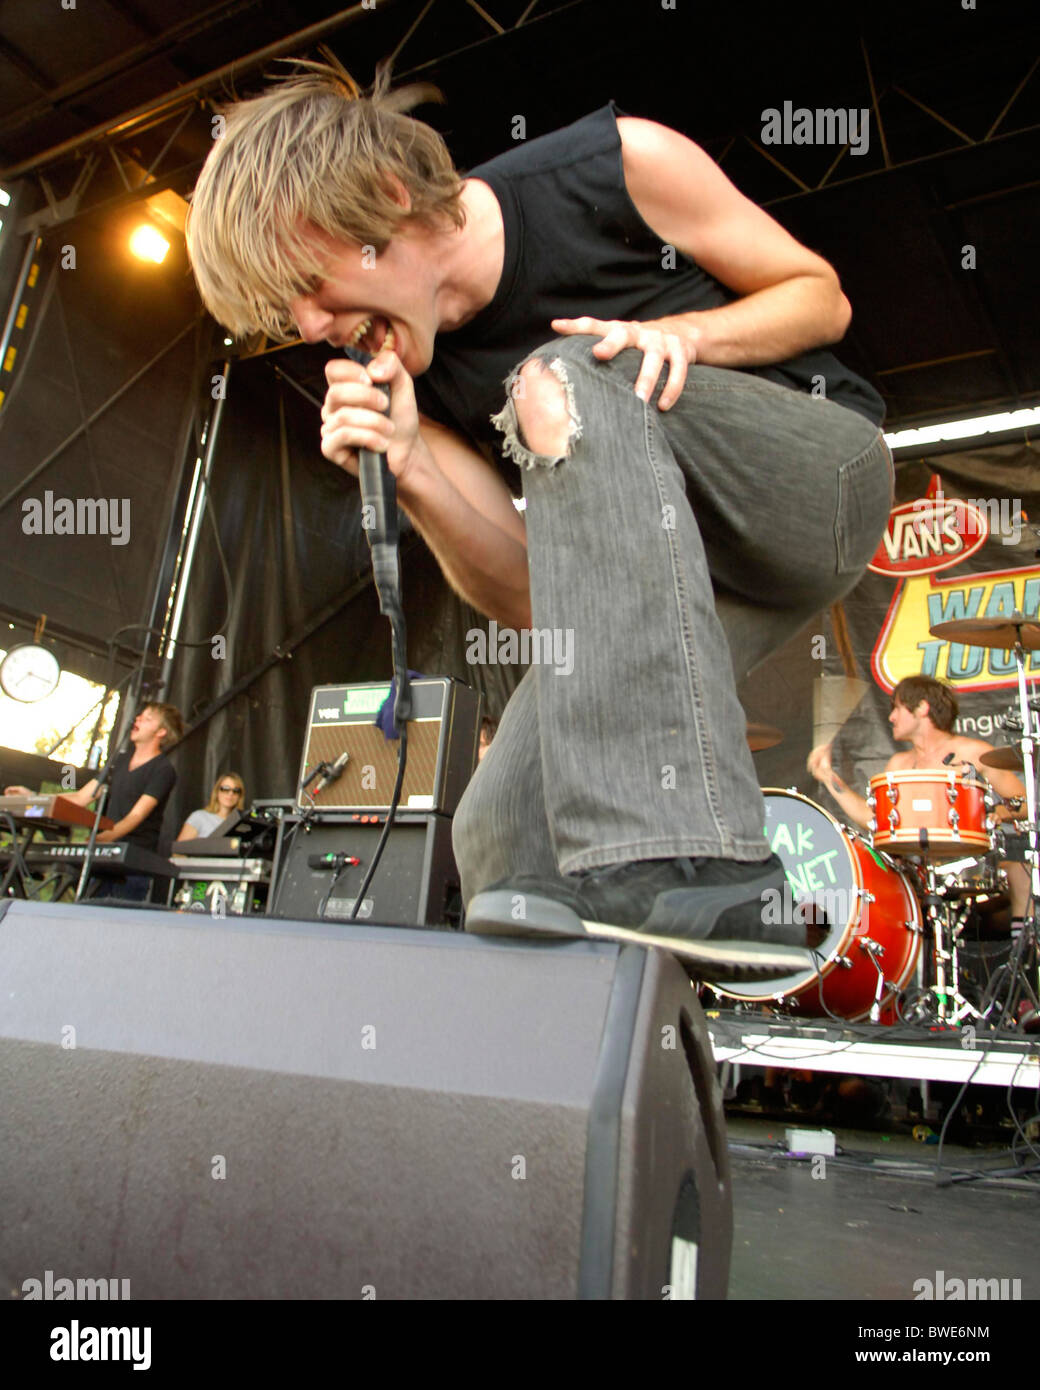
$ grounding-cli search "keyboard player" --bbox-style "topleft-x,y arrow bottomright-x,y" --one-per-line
5,702 -> 183,901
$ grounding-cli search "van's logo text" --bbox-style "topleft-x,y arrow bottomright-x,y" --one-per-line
869,497 -> 990,577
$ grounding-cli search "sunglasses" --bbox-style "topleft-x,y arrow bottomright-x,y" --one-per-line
219,785 -> 242,793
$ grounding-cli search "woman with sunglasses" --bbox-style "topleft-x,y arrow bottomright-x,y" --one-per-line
176,773 -> 246,842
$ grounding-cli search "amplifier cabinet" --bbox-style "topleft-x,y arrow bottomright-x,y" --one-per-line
269,812 -> 460,927
297,678 -> 481,815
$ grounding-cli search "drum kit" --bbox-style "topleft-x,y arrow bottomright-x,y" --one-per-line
718,613 -> 1040,1031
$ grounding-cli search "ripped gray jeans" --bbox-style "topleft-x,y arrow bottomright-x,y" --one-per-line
452,334 -> 893,904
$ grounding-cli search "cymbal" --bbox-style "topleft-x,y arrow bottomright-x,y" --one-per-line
929,613 -> 1040,650
747,722 -> 783,752
979,744 -> 1025,771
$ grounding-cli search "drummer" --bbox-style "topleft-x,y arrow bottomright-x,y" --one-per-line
807,675 -> 1030,924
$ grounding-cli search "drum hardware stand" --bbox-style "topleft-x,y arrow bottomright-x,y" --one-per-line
859,937 -> 887,1022
946,900 -> 993,1025
930,610 -> 1040,996
917,862 -> 987,1025
1007,627 -> 1040,996
974,911 -> 1040,1031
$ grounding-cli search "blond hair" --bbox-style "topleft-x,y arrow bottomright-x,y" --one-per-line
186,63 -> 464,340
205,772 -> 245,815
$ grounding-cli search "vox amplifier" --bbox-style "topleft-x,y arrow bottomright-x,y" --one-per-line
296,678 -> 481,815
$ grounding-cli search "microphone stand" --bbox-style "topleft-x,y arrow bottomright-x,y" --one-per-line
74,735 -> 129,903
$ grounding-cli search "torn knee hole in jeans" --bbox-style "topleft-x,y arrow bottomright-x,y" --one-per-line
491,356 -> 582,469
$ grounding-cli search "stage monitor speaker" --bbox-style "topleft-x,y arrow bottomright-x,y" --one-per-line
0,899 -> 731,1300
298,677 -> 481,814
268,812 -> 459,925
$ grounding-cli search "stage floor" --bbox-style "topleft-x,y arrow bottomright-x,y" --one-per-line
727,1115 -> 1039,1301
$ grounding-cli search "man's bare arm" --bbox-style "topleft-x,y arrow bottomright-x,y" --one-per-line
318,354 -> 532,629
807,744 -> 871,828
553,118 -> 853,407
618,116 -> 850,366
401,421 -> 532,630
97,793 -> 158,844
4,777 -> 98,804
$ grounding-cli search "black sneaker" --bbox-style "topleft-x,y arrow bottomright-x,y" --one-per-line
464,854 -> 811,982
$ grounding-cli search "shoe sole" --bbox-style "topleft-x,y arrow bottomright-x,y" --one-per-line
465,888 -> 812,983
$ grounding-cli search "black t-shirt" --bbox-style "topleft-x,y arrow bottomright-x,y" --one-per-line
414,103 -> 884,486
105,751 -> 176,851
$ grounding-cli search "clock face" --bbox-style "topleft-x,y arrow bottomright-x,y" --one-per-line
0,644 -> 62,702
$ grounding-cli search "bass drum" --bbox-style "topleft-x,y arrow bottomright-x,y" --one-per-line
714,789 -> 922,1021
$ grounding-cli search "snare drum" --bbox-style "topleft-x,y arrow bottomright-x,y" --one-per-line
868,770 -> 993,859
713,789 -> 922,1020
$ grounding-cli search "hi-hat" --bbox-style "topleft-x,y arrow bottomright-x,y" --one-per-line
747,722 -> 783,751
979,744 -> 1026,772
929,612 -> 1040,650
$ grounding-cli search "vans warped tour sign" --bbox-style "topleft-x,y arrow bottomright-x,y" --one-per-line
810,444 -> 1040,812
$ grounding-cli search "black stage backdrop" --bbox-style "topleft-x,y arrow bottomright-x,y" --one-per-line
0,215 -> 201,689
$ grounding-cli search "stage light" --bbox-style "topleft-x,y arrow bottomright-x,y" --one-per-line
129,223 -> 170,264
885,405 -> 1040,452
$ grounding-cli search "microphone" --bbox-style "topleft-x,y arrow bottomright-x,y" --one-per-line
942,753 -> 956,765
341,342 -> 411,725
342,344 -> 398,556
308,852 -> 361,871
314,750 -> 350,795
300,761 -> 329,793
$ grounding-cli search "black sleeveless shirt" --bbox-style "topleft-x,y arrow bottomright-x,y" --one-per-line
414,103 -> 884,484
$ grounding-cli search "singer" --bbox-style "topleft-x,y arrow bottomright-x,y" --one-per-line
186,66 -> 893,978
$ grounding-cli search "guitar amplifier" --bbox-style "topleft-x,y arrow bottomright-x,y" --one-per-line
296,678 -> 481,814
268,812 -> 459,926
